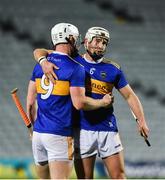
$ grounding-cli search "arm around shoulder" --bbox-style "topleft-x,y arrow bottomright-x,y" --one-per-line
33,48 -> 53,63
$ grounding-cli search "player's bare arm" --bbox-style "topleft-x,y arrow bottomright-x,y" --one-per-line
70,87 -> 114,111
26,80 -> 37,125
33,48 -> 59,83
119,84 -> 149,137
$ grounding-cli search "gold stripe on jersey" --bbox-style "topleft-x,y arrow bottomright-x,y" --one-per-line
86,79 -> 114,94
35,79 -> 70,95
102,58 -> 121,69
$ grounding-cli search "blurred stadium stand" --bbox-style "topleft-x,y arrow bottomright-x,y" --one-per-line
0,0 -> 164,178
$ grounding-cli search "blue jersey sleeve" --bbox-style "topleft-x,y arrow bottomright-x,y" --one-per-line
70,64 -> 85,87
115,69 -> 128,89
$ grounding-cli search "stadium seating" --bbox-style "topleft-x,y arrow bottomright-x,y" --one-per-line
0,0 -> 164,178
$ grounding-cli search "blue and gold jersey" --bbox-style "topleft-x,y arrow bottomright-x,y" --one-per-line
31,52 -> 85,136
75,55 -> 128,132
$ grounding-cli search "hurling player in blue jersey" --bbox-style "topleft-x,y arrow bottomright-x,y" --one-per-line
27,23 -> 113,179
32,27 -> 149,179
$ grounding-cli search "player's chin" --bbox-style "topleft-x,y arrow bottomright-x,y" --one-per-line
93,48 -> 104,53
95,51 -> 104,56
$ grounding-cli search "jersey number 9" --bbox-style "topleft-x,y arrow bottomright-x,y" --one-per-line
41,74 -> 53,99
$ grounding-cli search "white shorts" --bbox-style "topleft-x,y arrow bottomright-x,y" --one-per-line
32,132 -> 73,165
74,129 -> 123,159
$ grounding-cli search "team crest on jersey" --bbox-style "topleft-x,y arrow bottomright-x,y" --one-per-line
100,71 -> 107,79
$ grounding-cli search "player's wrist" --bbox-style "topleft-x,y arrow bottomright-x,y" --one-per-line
38,56 -> 47,65
99,99 -> 106,107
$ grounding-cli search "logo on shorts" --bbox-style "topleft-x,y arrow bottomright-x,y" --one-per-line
109,121 -> 113,127
115,144 -> 121,148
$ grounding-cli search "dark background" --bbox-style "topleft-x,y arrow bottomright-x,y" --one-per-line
0,0 -> 164,178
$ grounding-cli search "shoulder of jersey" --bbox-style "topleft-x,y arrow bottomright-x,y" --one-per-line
102,58 -> 121,69
69,55 -> 84,67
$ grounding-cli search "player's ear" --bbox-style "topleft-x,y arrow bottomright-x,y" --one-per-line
84,38 -> 88,44
83,38 -> 88,49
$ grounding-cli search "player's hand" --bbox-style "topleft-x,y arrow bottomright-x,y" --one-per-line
137,120 -> 149,138
40,60 -> 59,84
102,94 -> 114,108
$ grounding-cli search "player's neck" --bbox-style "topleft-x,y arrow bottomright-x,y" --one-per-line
84,53 -> 94,62
83,53 -> 103,64
55,44 -> 71,56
